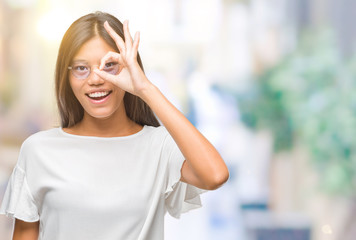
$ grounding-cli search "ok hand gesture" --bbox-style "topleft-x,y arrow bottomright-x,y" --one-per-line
93,20 -> 151,97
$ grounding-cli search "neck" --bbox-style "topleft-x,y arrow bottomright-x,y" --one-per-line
68,109 -> 142,137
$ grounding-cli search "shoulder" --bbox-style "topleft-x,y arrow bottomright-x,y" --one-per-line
143,125 -> 170,139
21,128 -> 60,150
134,125 -> 172,150
16,128 -> 60,169
142,125 -> 178,152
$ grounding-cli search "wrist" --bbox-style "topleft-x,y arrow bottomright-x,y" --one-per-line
137,81 -> 159,103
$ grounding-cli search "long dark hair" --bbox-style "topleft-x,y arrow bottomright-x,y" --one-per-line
55,11 -> 160,128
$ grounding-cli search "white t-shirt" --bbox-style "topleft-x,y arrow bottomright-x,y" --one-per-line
0,125 -> 205,240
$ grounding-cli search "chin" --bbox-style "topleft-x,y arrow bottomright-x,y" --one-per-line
84,108 -> 120,120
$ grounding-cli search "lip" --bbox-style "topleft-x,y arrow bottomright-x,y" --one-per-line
85,90 -> 113,105
86,89 -> 112,95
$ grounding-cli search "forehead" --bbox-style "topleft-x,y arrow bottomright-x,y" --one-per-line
72,37 -> 116,63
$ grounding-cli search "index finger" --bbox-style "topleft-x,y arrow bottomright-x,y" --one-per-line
104,21 -> 126,54
123,20 -> 133,48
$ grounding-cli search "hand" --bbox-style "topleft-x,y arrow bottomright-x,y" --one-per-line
93,20 -> 151,97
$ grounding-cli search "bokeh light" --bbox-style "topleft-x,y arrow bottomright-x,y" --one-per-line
1,1 -> 356,240
37,9 -> 73,42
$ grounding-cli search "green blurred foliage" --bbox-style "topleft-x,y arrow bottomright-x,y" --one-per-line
238,29 -> 356,196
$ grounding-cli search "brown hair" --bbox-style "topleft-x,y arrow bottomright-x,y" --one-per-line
55,11 -> 160,128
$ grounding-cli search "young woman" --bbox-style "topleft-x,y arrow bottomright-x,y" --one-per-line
0,11 -> 229,240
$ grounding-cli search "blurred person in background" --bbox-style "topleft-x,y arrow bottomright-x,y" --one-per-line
0,11 -> 229,240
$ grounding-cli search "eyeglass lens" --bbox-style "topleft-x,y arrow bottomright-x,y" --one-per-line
70,62 -> 119,79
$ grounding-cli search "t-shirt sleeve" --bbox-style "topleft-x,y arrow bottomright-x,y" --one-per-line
163,132 -> 206,219
0,163 -> 39,222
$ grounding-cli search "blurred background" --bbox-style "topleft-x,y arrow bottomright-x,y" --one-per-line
0,0 -> 355,239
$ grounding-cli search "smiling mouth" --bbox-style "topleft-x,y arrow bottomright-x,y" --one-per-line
86,91 -> 113,100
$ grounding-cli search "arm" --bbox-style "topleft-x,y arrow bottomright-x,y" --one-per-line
94,20 -> 229,190
13,219 -> 39,240
140,84 -> 229,190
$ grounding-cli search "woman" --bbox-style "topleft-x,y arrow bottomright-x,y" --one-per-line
0,11 -> 229,239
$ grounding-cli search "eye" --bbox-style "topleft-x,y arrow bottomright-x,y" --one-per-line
104,62 -> 118,69
103,62 -> 119,75
73,65 -> 89,72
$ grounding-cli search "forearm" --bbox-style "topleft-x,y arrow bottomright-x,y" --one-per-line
140,83 -> 229,190
13,219 -> 39,240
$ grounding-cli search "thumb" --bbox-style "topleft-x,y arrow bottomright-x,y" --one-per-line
93,69 -> 117,83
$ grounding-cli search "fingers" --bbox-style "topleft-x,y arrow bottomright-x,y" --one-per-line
104,21 -> 126,54
103,20 -> 140,71
133,31 -> 140,52
93,68 -> 117,83
104,20 -> 139,53
99,51 -> 121,70
123,20 -> 133,48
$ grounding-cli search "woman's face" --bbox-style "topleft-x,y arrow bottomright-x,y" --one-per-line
69,36 -> 125,121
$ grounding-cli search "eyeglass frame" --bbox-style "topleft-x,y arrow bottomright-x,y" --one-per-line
67,62 -> 119,80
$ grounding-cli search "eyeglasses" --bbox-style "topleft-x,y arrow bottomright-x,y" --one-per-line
68,62 -> 119,79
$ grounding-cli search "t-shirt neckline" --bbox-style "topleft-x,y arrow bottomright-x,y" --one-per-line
58,125 -> 148,140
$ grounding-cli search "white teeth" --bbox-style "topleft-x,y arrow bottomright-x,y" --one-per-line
88,91 -> 109,98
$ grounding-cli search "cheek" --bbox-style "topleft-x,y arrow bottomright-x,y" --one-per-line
69,80 -> 87,108
114,89 -> 126,102
69,78 -> 82,97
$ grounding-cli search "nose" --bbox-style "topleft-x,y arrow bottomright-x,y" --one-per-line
87,66 -> 105,85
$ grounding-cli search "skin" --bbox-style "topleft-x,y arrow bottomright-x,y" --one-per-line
93,20 -> 229,189
12,220 -> 39,240
13,19 -> 229,239
65,36 -> 141,137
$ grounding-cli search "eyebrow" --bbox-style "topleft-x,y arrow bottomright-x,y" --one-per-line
71,59 -> 89,64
